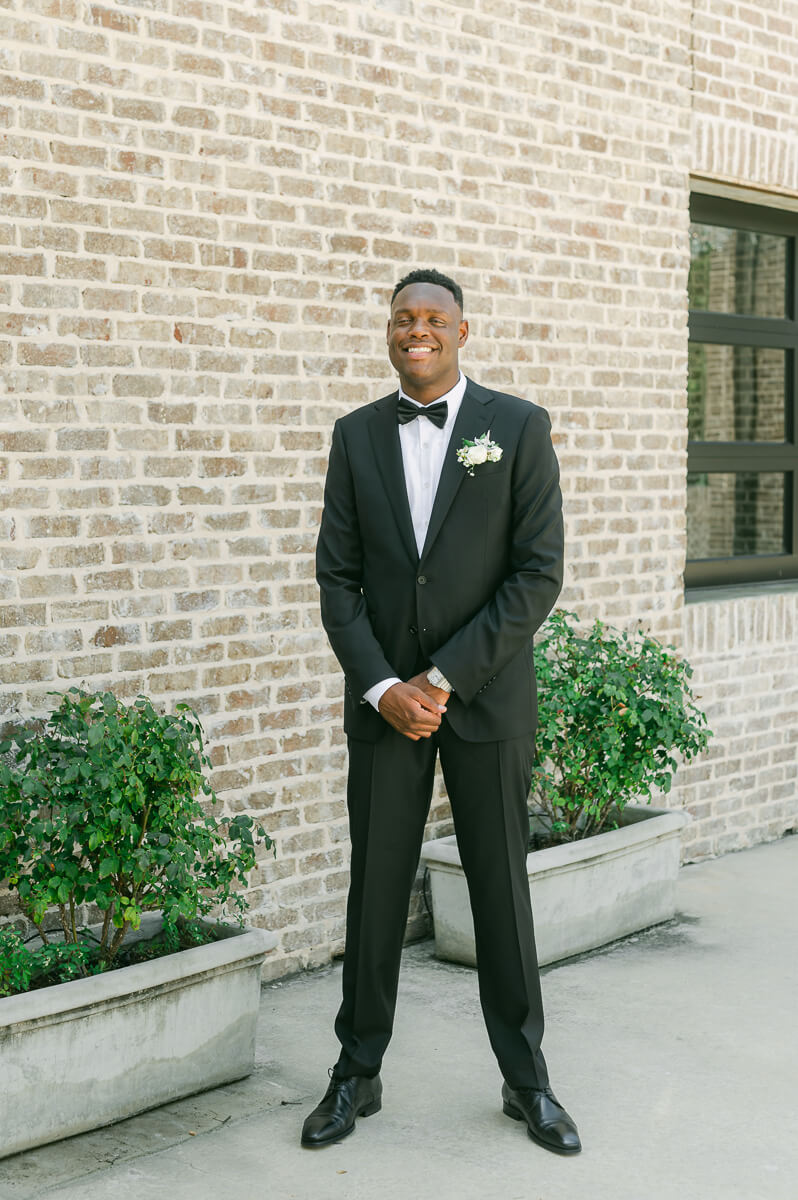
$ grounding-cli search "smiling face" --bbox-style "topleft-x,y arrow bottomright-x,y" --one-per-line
386,282 -> 468,404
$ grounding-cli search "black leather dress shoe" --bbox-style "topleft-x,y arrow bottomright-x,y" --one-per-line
502,1082 -> 581,1155
301,1070 -> 382,1148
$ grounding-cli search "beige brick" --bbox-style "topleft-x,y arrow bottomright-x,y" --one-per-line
89,5 -> 140,34
17,574 -> 78,599
1,604 -> 48,628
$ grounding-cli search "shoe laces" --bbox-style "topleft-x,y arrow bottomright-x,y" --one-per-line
516,1085 -> 556,1101
327,1066 -> 349,1090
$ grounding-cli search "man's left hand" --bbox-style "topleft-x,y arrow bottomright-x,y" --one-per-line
407,670 -> 451,708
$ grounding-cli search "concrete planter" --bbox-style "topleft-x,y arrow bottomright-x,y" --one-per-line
0,917 -> 277,1160
420,805 -> 690,968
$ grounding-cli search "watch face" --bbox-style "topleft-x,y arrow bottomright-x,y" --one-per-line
427,668 -> 450,691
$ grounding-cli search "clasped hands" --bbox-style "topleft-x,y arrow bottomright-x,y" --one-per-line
377,671 -> 450,741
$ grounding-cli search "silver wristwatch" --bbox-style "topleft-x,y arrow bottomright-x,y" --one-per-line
427,666 -> 454,694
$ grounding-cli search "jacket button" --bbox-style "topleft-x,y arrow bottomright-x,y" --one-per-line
409,625 -> 417,634
417,575 -> 427,585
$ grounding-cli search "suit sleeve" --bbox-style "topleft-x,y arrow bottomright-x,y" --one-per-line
315,419 -> 399,700
430,407 -> 564,705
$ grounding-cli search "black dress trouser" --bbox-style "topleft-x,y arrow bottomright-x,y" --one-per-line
334,718 -> 549,1090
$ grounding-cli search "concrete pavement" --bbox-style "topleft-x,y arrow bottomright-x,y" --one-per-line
1,835 -> 795,1200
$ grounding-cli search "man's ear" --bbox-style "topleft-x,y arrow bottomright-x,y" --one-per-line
458,319 -> 469,347
386,317 -> 392,343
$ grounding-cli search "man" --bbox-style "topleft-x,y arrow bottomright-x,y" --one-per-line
306,268 -> 580,1155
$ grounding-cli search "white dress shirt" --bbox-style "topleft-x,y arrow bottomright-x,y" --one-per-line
363,372 -> 467,710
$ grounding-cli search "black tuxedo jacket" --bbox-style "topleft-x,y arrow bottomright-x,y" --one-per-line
316,377 -> 564,743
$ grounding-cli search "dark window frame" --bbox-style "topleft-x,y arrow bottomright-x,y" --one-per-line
687,193 -> 798,588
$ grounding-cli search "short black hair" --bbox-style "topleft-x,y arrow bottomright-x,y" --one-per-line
391,268 -> 463,313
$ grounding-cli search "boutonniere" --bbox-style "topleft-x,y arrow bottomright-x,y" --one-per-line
456,431 -> 503,476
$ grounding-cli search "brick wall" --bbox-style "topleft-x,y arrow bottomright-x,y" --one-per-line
691,0 -> 798,196
0,0 -> 795,976
675,0 -> 798,859
677,591 -> 798,858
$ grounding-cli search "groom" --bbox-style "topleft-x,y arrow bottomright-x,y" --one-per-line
307,268 -> 580,1155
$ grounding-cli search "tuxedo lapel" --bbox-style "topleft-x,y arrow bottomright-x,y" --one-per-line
419,379 -> 494,563
367,391 -> 419,566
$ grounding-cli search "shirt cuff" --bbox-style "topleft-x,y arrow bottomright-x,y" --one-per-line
363,677 -> 402,711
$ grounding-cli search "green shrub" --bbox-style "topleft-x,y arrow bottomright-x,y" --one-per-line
0,689 -> 273,971
0,928 -> 94,997
532,610 -> 711,843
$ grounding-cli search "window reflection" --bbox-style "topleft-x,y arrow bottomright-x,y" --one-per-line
687,343 -> 785,442
688,223 -> 786,318
686,472 -> 786,559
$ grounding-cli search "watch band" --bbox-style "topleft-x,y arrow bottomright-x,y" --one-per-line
427,666 -> 453,693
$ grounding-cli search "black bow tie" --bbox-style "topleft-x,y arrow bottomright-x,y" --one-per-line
397,397 -> 448,429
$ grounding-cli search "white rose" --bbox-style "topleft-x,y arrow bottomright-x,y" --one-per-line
487,446 -> 503,462
467,444 -> 488,465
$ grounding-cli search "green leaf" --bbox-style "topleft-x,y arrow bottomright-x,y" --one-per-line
531,609 -> 712,843
0,686 -> 273,965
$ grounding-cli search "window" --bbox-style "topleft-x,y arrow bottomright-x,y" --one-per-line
686,194 -> 798,587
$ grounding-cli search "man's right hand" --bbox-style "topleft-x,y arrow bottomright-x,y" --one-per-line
378,682 -> 446,741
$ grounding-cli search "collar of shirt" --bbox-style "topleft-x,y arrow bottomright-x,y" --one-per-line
397,371 -> 467,430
